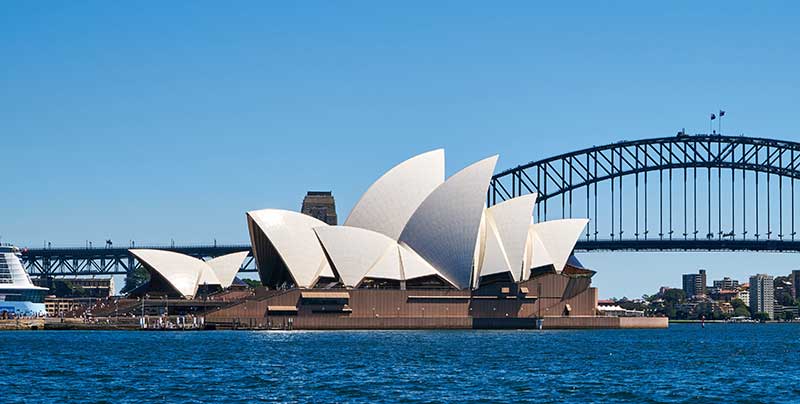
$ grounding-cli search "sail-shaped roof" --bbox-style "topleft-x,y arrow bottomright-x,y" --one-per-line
525,228 -> 554,278
481,193 -> 538,282
478,215 -> 512,278
314,226 -> 396,287
399,155 -> 498,289
206,251 -> 250,288
345,149 -> 445,240
247,209 -> 332,288
528,219 -> 589,273
130,249 -> 210,298
398,243 -> 450,282
364,245 -> 403,280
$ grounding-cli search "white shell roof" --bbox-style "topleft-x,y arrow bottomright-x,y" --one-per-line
345,149 -> 445,240
471,210 -> 487,289
526,229 -> 554,278
399,155 -> 498,289
130,249 -> 209,298
398,243 -> 449,282
247,209 -> 332,288
206,251 -> 250,288
314,226 -> 396,287
198,265 -> 222,287
529,218 -> 589,273
478,214 -> 512,279
244,151 -> 591,290
364,245 -> 403,281
482,193 -> 538,282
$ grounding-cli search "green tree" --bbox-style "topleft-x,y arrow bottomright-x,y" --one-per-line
774,276 -> 796,306
121,265 -> 150,295
753,312 -> 771,322
644,288 -> 688,319
242,279 -> 262,289
731,298 -> 746,309
52,280 -> 88,297
618,299 -> 646,312
731,298 -> 750,318
733,305 -> 750,318
693,302 -> 727,320
663,289 -> 686,305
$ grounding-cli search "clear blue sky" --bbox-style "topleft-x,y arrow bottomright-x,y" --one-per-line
2,1 -> 800,297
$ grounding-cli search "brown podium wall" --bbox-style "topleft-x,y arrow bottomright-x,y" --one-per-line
205,272 -> 605,329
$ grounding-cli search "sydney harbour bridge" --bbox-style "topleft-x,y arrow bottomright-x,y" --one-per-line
22,134 -> 800,277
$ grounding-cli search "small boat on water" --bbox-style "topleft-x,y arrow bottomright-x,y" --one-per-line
0,245 -> 48,317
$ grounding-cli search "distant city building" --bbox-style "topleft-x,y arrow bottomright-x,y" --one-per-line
44,297 -> 96,317
34,277 -> 115,298
712,289 -> 739,303
749,274 -> 774,319
792,270 -> 800,300
712,277 -> 739,291
682,269 -> 707,298
737,284 -> 750,305
718,301 -> 734,315
774,304 -> 799,320
301,191 -> 338,225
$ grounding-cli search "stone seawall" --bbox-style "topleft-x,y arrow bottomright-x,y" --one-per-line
0,319 -> 45,330
542,316 -> 668,329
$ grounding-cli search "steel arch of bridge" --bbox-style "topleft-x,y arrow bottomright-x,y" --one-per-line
489,134 -> 800,251
25,133 -> 800,279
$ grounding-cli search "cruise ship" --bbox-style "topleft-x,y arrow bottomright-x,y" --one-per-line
0,245 -> 47,316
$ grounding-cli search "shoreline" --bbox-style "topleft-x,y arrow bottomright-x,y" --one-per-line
669,319 -> 798,324
2,316 -> 668,331
8,318 -> 797,330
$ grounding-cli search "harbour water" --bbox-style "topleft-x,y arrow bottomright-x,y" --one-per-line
3,324 -> 799,403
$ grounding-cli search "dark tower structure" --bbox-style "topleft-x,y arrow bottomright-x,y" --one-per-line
301,191 -> 338,225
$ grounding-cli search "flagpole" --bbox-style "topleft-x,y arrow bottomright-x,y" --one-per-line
709,112 -> 717,135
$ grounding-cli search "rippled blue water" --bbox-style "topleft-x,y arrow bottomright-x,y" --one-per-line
2,324 -> 800,403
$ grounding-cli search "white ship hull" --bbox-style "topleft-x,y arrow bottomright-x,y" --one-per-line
0,245 -> 48,317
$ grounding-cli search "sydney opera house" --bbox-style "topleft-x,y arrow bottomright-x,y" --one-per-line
200,150 -> 665,329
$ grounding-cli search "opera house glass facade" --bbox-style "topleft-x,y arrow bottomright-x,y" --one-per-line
208,150 -> 621,329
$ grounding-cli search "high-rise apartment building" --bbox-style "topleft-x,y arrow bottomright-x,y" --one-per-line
792,270 -> 800,300
682,269 -> 707,298
749,274 -> 774,319
712,277 -> 739,291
